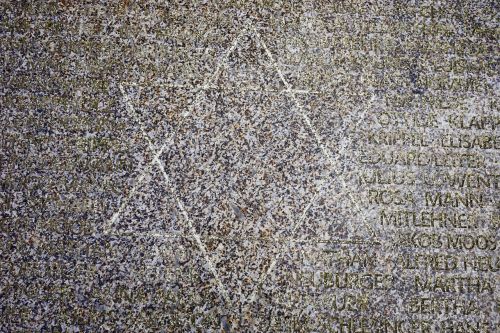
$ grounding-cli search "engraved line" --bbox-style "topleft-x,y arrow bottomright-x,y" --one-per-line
119,84 -> 156,148
120,80 -> 497,98
111,232 -> 381,245
247,27 -> 344,303
247,190 -> 319,303
105,25 -> 249,235
327,97 -> 382,236
246,26 -> 379,303
254,27 -> 377,237
106,24 -> 254,301
122,81 -> 320,94
243,48 -> 372,300
118,84 -> 232,305
202,25 -> 250,89
103,84 -> 168,233
121,81 -> 317,95
253,27 -> 375,238
118,27 -> 334,308
155,153 -> 232,304
103,147 -> 167,233
290,87 -> 377,237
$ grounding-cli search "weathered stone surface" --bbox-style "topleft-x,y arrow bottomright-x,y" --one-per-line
1,1 -> 498,332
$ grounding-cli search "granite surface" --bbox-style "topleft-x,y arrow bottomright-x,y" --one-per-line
1,1 -> 499,332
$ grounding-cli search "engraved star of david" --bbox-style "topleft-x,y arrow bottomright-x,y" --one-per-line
104,22 -> 379,308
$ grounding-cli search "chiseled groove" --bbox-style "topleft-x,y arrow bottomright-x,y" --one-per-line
108,22 -> 380,312
247,26 -> 378,304
106,26 -> 253,307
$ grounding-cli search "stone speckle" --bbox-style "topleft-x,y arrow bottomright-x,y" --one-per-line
1,1 -> 498,332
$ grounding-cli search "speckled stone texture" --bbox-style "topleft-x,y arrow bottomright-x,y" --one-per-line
1,1 -> 499,332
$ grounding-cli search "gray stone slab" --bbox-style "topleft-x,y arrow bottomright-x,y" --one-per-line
1,1 -> 498,332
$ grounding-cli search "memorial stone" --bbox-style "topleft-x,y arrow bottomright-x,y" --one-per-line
1,1 -> 498,332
